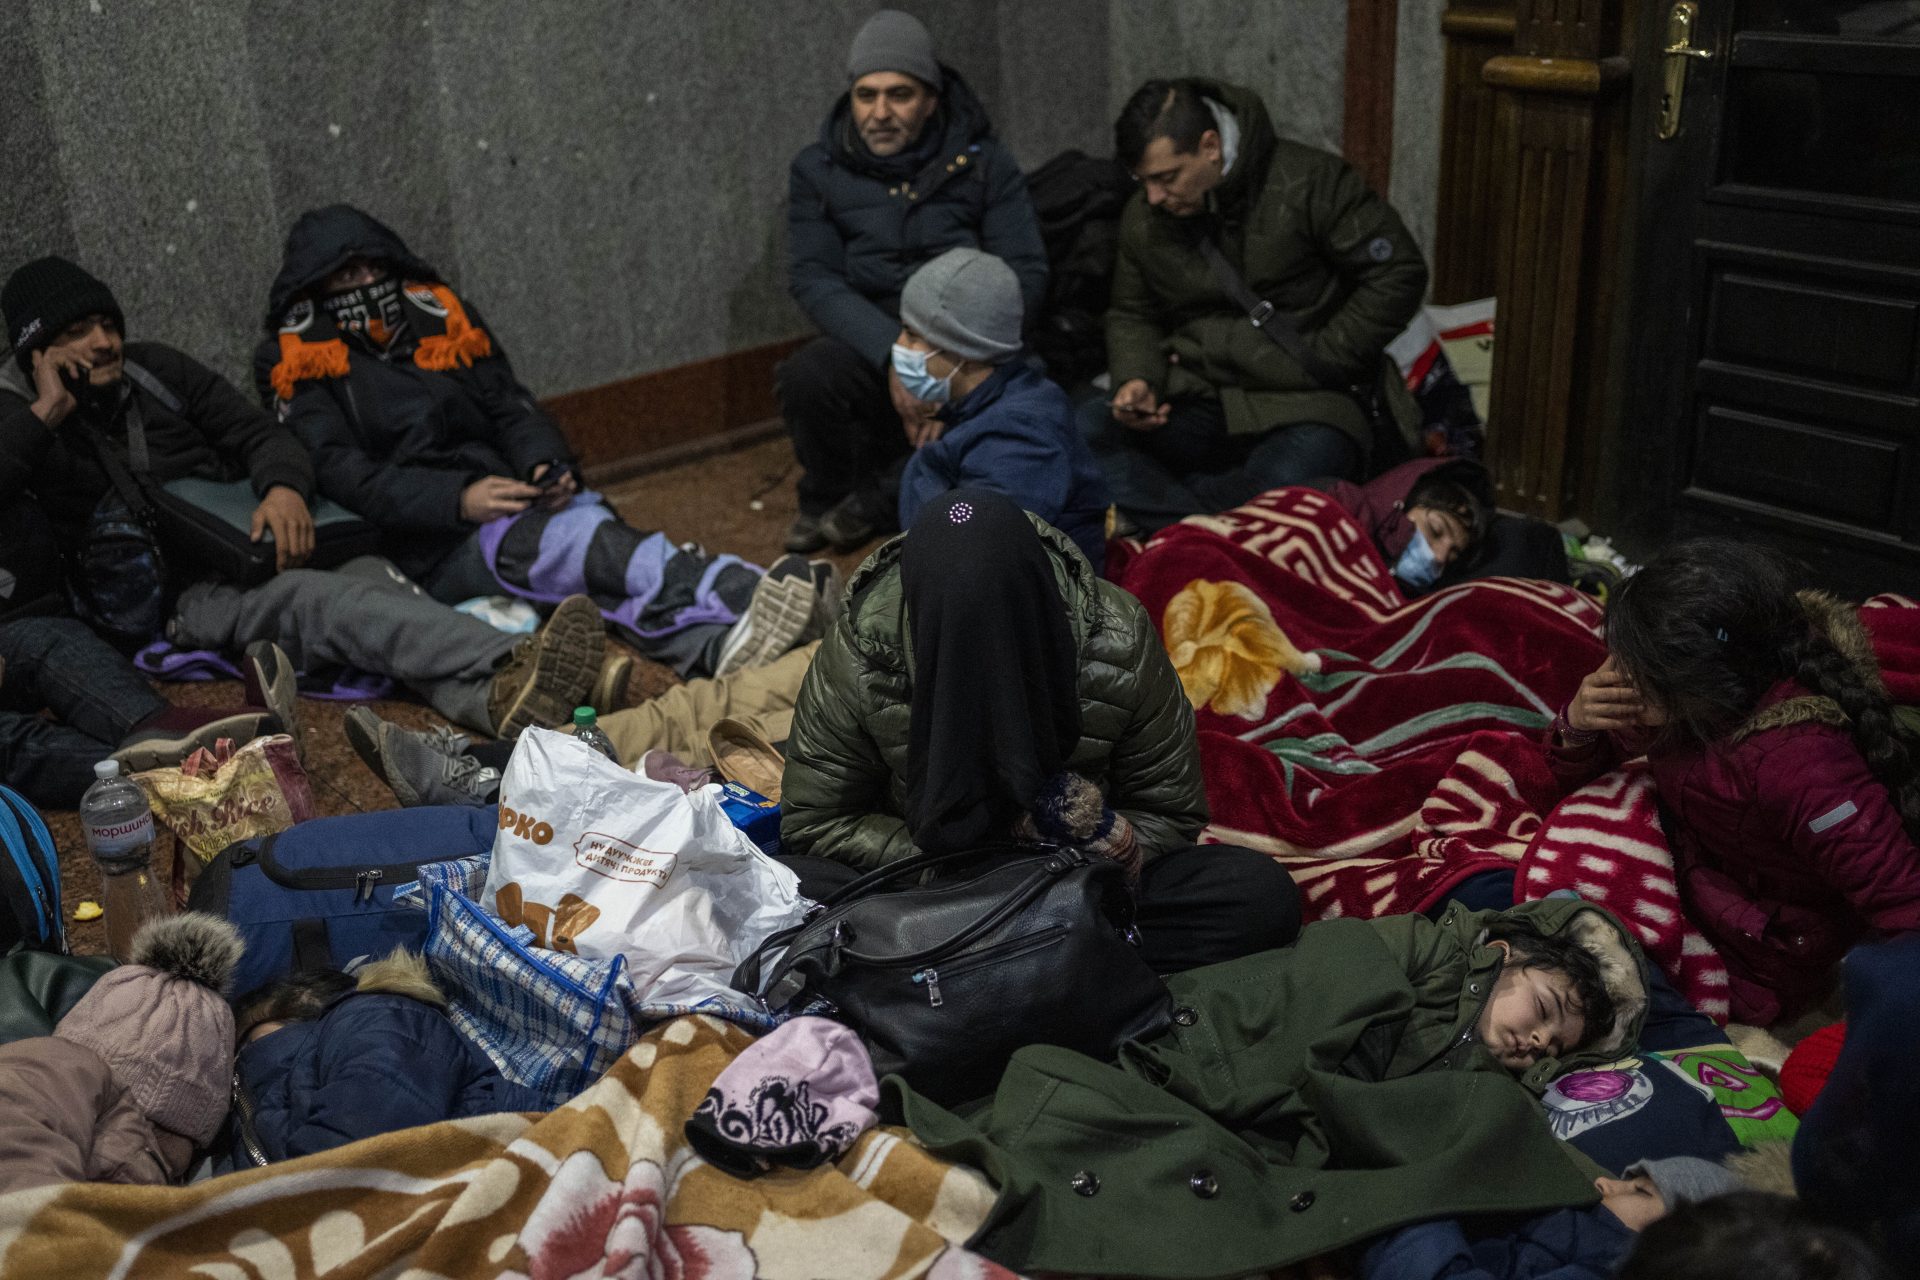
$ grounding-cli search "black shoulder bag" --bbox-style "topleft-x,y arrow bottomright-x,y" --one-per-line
68,410 -> 170,647
735,844 -> 1172,1104
1197,236 -> 1412,471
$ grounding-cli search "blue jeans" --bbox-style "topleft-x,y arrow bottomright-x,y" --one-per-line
1079,395 -> 1361,532
0,617 -> 165,807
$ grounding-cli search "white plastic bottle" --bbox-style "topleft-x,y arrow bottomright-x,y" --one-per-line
78,759 -> 172,962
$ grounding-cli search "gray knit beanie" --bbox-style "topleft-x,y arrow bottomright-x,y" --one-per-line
900,248 -> 1022,364
1627,1156 -> 1745,1210
847,10 -> 940,88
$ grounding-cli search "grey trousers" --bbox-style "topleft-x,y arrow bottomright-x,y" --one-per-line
170,556 -> 517,731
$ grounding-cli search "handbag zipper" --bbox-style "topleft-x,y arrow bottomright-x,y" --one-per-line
910,924 -> 1070,1008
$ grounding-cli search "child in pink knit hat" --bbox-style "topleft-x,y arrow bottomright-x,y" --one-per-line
0,913 -> 242,1194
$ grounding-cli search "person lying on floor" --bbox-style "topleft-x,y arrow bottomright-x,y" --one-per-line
893,895 -> 1650,1278
342,639 -> 822,808
255,203 -> 826,679
891,248 -> 1109,571
222,950 -> 531,1170
1319,456 -> 1570,596
1361,1154 -> 1747,1280
1549,537 -> 1920,1026
0,256 -> 605,741
779,488 -> 1300,974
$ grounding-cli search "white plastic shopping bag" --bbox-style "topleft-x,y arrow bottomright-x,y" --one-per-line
483,728 -> 809,1007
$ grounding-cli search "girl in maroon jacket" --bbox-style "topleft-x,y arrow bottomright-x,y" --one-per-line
1550,538 -> 1920,1025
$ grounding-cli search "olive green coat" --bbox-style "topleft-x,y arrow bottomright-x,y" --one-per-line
1106,80 -> 1429,448
892,897 -> 1650,1279
779,517 -> 1208,871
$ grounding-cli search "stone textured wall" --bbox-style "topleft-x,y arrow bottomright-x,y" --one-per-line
1,0 -> 1443,403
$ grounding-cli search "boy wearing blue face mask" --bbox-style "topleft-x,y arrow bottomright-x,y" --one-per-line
892,249 -> 1111,571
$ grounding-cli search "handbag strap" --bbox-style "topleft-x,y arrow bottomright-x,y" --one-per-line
1196,236 -> 1351,393
72,414 -> 155,522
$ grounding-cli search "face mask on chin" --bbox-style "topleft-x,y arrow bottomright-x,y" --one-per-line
891,342 -> 955,404
1393,527 -> 1444,592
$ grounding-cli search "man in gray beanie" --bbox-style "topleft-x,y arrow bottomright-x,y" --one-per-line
893,248 -> 1108,570
779,9 -> 1047,553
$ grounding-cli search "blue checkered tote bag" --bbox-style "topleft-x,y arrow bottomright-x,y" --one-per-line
415,858 -> 637,1108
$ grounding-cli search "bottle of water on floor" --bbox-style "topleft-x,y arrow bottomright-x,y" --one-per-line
79,760 -> 173,962
573,707 -> 620,764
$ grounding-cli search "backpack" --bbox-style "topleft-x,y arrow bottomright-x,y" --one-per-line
0,785 -> 67,954
188,804 -> 500,999
1023,150 -> 1135,389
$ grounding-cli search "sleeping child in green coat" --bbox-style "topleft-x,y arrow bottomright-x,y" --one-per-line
893,896 -> 1651,1280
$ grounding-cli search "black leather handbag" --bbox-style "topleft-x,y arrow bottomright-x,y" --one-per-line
735,845 -> 1172,1104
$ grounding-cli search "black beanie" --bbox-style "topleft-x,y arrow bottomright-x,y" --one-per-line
3,256 -> 123,373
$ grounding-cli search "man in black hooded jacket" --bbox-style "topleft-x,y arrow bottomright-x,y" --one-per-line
778,9 -> 1048,553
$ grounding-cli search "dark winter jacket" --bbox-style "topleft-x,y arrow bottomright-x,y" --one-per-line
787,67 -> 1048,368
892,897 -> 1649,1278
780,514 -> 1206,870
252,205 -> 573,581
1360,1209 -> 1635,1280
1106,80 -> 1427,448
1549,594 -> 1920,1024
0,342 -> 315,548
227,952 -> 525,1168
896,362 -> 1110,570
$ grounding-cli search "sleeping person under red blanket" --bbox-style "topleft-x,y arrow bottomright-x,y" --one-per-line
1547,538 -> 1920,1024
1321,458 -> 1566,596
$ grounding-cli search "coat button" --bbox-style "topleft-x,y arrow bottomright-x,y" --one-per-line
1290,1190 -> 1315,1212
1189,1170 -> 1219,1198
1173,1006 -> 1198,1026
957,154 -> 969,165
1070,1170 -> 1100,1197
1468,982 -> 1481,995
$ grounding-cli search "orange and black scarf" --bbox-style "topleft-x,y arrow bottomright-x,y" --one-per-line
268,280 -> 493,401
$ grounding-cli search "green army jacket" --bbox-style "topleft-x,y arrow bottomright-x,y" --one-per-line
778,516 -> 1208,871
1106,79 -> 1429,449
892,897 -> 1650,1278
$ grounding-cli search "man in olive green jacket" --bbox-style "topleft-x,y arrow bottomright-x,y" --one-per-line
1089,78 -> 1428,531
894,896 -> 1650,1278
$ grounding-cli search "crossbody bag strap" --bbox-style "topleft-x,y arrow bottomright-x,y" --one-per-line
1196,236 -> 1350,392
73,414 -> 155,521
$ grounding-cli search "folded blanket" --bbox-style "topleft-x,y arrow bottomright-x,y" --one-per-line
1115,488 -> 1607,921
0,1016 -> 1015,1279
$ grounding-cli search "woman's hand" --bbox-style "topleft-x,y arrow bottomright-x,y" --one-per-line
1567,656 -> 1650,733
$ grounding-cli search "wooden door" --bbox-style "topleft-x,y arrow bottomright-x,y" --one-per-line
1618,0 -> 1920,595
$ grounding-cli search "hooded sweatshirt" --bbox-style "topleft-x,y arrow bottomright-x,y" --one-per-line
786,65 -> 1048,368
251,205 -> 572,580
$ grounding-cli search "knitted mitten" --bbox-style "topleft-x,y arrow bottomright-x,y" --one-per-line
1013,771 -> 1141,881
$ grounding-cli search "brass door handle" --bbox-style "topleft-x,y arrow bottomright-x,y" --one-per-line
1658,2 -> 1714,139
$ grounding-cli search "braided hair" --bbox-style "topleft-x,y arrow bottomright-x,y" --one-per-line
1607,538 -> 1920,842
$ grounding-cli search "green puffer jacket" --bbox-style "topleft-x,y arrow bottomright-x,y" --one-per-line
779,516 -> 1208,870
892,897 -> 1650,1279
1106,79 -> 1428,449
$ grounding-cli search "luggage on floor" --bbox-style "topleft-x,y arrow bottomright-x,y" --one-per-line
188,804 -> 498,998
0,784 -> 67,954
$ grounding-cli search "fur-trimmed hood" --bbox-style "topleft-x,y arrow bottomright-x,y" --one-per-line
353,948 -> 445,1008
1731,590 -> 1884,742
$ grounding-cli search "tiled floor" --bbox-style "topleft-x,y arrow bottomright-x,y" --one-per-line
51,432 -> 881,955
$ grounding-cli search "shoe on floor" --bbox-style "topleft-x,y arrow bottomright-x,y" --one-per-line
713,555 -> 816,677
589,651 -> 635,716
785,512 -> 829,554
709,717 -> 785,803
344,707 -> 498,808
242,641 -> 299,755
801,559 -> 845,643
487,594 -> 607,739
112,711 -> 277,773
818,492 -> 888,551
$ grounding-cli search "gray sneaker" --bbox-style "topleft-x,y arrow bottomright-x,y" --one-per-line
344,707 -> 499,808
713,554 -> 816,676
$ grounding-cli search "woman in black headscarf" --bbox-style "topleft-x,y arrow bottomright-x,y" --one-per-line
780,489 -> 1298,972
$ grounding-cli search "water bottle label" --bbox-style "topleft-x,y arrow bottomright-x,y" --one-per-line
87,811 -> 154,857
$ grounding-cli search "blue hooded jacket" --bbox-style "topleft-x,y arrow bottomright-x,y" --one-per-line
227,953 -> 531,1168
897,362 -> 1109,571
1361,1208 -> 1635,1280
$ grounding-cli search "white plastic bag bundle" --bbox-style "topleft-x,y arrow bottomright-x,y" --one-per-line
483,727 -> 808,1008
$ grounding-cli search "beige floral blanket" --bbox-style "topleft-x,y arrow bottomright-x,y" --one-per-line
0,1016 -> 1018,1280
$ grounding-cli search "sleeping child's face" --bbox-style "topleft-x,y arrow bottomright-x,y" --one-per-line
1594,1173 -> 1666,1230
1475,940 -> 1588,1071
